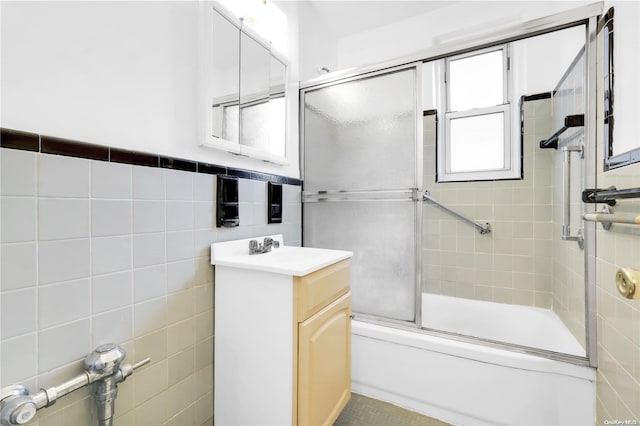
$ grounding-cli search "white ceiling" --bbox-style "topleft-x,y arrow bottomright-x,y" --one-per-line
294,1 -> 454,38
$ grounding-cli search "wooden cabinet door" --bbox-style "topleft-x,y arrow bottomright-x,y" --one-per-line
298,292 -> 351,426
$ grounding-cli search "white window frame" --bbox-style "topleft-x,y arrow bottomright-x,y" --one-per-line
438,44 -> 520,182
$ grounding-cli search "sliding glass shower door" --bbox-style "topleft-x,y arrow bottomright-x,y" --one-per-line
301,66 -> 419,322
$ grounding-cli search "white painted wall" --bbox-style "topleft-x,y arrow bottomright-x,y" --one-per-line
334,1 -> 591,71
297,3 -> 340,82
0,1 -> 301,178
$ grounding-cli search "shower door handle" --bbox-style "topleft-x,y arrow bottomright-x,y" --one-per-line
561,144 -> 584,249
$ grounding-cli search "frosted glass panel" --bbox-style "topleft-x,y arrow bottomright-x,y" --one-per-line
449,112 -> 504,172
240,102 -> 270,151
304,69 -> 416,192
449,50 -> 503,111
269,97 -> 286,157
304,201 -> 416,321
222,105 -> 239,142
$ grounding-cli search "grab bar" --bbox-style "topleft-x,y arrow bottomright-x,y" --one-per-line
422,190 -> 491,235
561,145 -> 584,249
582,186 -> 640,206
583,212 -> 640,227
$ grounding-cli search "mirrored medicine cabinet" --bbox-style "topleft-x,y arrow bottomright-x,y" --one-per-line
199,3 -> 288,164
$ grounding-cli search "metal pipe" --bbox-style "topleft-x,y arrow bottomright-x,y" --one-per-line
0,345 -> 150,426
422,191 -> 491,235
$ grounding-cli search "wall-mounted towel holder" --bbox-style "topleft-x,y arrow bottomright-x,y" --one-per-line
539,114 -> 584,149
582,186 -> 640,206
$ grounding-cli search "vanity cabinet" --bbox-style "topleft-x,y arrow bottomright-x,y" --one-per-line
211,236 -> 352,426
295,260 -> 351,426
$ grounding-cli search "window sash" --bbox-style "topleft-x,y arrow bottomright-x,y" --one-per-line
445,45 -> 509,112
443,104 -> 511,176
437,44 -> 517,182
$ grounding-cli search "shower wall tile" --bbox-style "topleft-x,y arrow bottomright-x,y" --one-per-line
133,200 -> 166,234
193,173 -> 215,201
166,260 -> 195,294
133,265 -> 167,303
1,288 -> 36,339
595,156 -> 640,423
0,146 -> 301,425
91,200 -> 132,237
38,239 -> 90,285
132,166 -> 165,200
38,154 -> 91,198
92,307 -> 133,349
91,160 -> 132,199
92,271 -> 132,314
0,334 -> 37,384
38,199 -> 91,240
38,279 -> 90,329
133,233 -> 166,268
166,231 -> 193,262
0,197 -> 36,243
166,169 -> 193,200
1,149 -> 36,196
91,236 -> 132,275
166,201 -> 193,231
133,297 -> 168,336
38,319 -> 91,372
0,242 -> 37,291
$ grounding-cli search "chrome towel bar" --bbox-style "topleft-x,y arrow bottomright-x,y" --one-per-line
422,190 -> 491,235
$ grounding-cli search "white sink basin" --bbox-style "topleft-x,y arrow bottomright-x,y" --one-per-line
211,235 -> 352,276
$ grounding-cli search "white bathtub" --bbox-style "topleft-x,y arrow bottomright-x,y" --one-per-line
351,295 -> 596,426
422,293 -> 586,356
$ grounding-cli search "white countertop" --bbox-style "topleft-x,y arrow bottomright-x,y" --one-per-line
211,235 -> 352,276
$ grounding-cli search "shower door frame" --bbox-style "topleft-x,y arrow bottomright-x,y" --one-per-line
300,62 -> 425,325
300,2 -> 602,368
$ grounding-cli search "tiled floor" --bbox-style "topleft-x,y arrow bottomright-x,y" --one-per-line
334,393 -> 452,426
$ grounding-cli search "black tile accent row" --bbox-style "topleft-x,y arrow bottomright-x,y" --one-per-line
111,148 -> 159,167
42,136 -> 110,161
522,92 -> 552,102
0,127 -> 302,186
160,156 -> 197,172
0,128 -> 40,152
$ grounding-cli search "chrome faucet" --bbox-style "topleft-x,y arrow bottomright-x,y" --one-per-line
249,237 -> 279,255
0,344 -> 150,426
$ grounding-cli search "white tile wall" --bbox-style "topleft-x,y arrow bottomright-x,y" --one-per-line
0,148 -> 302,425
594,52 -> 640,424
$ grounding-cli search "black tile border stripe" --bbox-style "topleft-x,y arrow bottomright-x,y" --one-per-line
0,128 -> 40,152
522,92 -> 552,102
0,127 -> 302,186
111,148 -> 159,167
160,156 -> 197,172
41,136 -> 109,161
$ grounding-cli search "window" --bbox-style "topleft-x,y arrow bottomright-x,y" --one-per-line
438,45 -> 519,182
